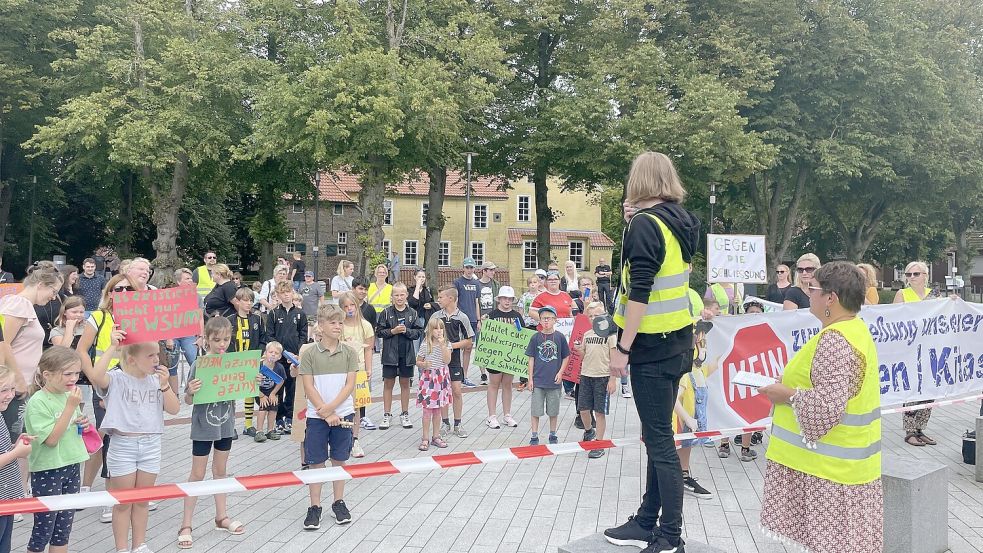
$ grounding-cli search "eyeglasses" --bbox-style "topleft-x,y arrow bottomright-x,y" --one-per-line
776,270 -> 788,274
807,286 -> 827,293
113,285 -> 135,292
904,272 -> 923,277
796,266 -> 816,273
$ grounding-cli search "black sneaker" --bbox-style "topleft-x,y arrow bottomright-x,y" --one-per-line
332,500 -> 352,525
574,417 -> 585,430
683,476 -> 714,499
583,427 -> 597,442
641,531 -> 684,553
303,505 -> 322,530
603,515 -> 654,548
480,373 -> 488,385
243,427 -> 257,437
751,431 -> 763,446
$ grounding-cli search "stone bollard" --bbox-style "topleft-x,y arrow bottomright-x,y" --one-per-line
976,416 -> 983,483
559,533 -> 726,553
882,455 -> 948,553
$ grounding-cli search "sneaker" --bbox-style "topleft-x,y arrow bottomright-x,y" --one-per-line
574,417 -> 585,430
480,373 -> 488,385
453,425 -> 468,438
132,543 -> 153,553
502,414 -> 518,428
603,515 -> 654,548
244,427 -> 257,437
331,500 -> 352,525
588,449 -> 606,459
400,412 -> 413,429
303,505 -> 322,530
283,422 -> 292,435
461,378 -> 478,388
751,431 -> 764,446
351,438 -> 365,458
267,430 -> 281,441
642,531 -> 685,553
683,475 -> 714,499
734,434 -> 742,445
548,433 -> 558,444
275,423 -> 285,434
717,443 -> 731,458
13,513 -> 23,523
440,422 -> 452,435
148,501 -> 158,511
583,427 -> 597,442
621,384 -> 632,398
486,415 -> 500,429
360,417 -> 377,430
380,413 -> 392,430
101,505 -> 113,523
254,432 -> 267,443
529,435 -> 540,446
739,447 -> 758,462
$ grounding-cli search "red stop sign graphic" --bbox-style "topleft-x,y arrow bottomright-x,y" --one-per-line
721,323 -> 789,423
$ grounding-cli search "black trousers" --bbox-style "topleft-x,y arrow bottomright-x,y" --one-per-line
277,373 -> 296,423
597,282 -> 613,311
630,351 -> 691,539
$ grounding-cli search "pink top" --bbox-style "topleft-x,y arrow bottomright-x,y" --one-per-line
0,295 -> 46,384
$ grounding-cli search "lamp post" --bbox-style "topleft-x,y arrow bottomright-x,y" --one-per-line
464,152 -> 476,262
313,170 -> 320,280
709,182 -> 716,234
27,176 -> 37,265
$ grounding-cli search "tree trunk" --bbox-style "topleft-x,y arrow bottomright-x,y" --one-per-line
117,170 -> 135,256
150,153 -> 189,278
353,160 -> 387,276
0,179 -> 11,260
423,166 -> 447,286
747,165 -> 808,273
825,197 -> 888,262
534,165 -> 553,268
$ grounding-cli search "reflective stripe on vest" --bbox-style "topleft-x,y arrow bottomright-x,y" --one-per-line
613,212 -> 692,334
766,317 -> 881,485
196,266 -> 216,299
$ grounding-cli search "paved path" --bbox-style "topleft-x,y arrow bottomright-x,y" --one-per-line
9,360 -> 983,553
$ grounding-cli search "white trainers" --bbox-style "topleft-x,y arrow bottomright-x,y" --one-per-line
440,422 -> 452,435
132,543 -> 154,553
100,505 -> 113,523
621,384 -> 632,398
502,414 -> 518,428
486,415 -> 501,429
400,412 -> 413,429
380,413 -> 392,430
13,513 -> 23,523
148,501 -> 158,511
351,438 -> 365,458
360,416 -> 377,430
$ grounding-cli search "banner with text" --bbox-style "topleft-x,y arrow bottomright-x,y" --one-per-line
193,350 -> 262,404
707,234 -> 767,284
473,319 -> 538,378
112,287 -> 201,344
700,298 -> 983,432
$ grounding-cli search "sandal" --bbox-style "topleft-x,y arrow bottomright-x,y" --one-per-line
178,526 -> 193,549
905,433 -> 925,447
214,516 -> 245,535
418,439 -> 430,451
916,431 -> 937,445
430,436 -> 448,448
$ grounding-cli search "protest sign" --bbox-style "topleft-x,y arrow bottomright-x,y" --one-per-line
192,350 -> 262,404
561,315 -> 593,384
473,319 -> 537,378
554,317 -> 575,340
112,287 -> 201,344
354,370 -> 371,408
0,283 -> 23,299
707,234 -> 767,283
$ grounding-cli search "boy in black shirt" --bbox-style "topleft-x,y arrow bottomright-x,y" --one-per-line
431,285 -> 474,438
375,283 -> 422,430
482,286 -> 524,429
268,280 -> 308,433
228,287 -> 269,436
352,277 -> 376,328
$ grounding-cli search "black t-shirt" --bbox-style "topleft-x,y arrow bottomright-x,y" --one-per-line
360,301 -> 377,328
292,260 -> 306,282
766,283 -> 791,304
784,286 -> 811,309
595,264 -> 612,285
35,298 -> 62,350
486,308 -> 523,328
204,281 -> 237,318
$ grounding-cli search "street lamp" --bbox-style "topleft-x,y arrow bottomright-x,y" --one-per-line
464,152 -> 477,262
313,170 -> 320,280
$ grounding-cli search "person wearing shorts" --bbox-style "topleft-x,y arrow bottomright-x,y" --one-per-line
573,304 -> 618,458
431,286 -> 475,438
525,306 -> 570,446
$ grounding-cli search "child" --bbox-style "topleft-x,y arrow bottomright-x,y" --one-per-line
24,346 -> 91,553
483,286 -> 523,429
254,342 -> 287,443
516,276 -> 541,392
48,297 -> 86,349
0,365 -> 33,553
227,287 -> 268,438
267,281 -> 308,434
179,317 -> 245,548
415,318 -> 452,450
299,304 -> 357,530
673,320 -> 714,499
375,283 -> 422,430
87,333 -> 181,553
525,306 -> 570,445
431,286 -> 474,438
573,302 -> 617,458
339,292 -> 375,458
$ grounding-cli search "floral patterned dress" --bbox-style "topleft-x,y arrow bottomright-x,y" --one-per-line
416,341 -> 451,410
761,330 -> 883,553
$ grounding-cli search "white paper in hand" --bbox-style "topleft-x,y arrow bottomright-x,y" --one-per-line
732,371 -> 776,388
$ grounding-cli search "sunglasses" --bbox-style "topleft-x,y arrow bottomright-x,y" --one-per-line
113,285 -> 135,292
796,266 -> 816,273
205,256 -> 216,260
776,270 -> 788,274
904,272 -> 923,277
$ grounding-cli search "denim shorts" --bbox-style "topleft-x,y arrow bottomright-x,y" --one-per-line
304,416 -> 355,465
531,387 -> 561,417
106,434 -> 162,476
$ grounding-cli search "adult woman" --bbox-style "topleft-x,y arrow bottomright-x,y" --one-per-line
783,253 -> 821,310
857,263 -> 880,305
59,264 -> 80,299
259,265 -> 289,313
367,264 -> 393,314
759,262 -> 882,553
203,263 -> 237,318
893,261 -> 936,446
560,261 -> 580,293
330,260 -> 355,299
124,257 -> 153,291
603,152 -> 700,553
765,264 -> 792,304
408,270 -> 436,327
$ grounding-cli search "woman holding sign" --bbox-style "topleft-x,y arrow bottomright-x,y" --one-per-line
893,261 -> 937,446
758,261 -> 882,553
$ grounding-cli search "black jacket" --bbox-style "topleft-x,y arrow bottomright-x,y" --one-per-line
226,313 -> 268,353
267,305 -> 308,355
375,305 -> 422,367
407,285 -> 436,323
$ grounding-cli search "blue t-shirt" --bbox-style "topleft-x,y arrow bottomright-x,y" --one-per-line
525,331 -> 570,389
453,276 -> 480,325
259,362 -> 287,396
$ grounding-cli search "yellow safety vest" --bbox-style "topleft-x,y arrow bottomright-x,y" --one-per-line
687,288 -> 704,321
766,317 -> 881,485
90,310 -> 120,369
901,287 -> 931,303
613,213 -> 692,334
709,283 -> 730,313
367,283 -> 392,313
195,266 -> 216,300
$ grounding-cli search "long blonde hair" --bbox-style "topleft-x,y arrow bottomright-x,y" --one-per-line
793,253 -> 822,289
625,152 -> 687,204
856,263 -> 878,288
424,316 -> 446,352
31,345 -> 81,395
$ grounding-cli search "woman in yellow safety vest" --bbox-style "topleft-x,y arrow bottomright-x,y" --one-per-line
367,264 -> 393,314
704,282 -> 741,315
893,260 -> 937,446
759,261 -> 882,553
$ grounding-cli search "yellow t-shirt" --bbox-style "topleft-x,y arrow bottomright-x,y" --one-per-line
342,319 -> 374,371
673,367 -> 707,431
580,330 -> 616,378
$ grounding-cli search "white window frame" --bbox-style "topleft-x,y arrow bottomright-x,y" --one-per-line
381,239 -> 391,259
286,243 -> 297,254
470,242 -> 485,266
292,201 -> 304,213
333,204 -> 343,215
569,240 -> 585,270
286,228 -> 296,243
517,195 -> 531,223
403,240 -> 418,267
523,240 -> 538,270
383,200 -> 393,226
337,232 -> 347,256
438,241 -> 451,267
421,202 -> 429,228
473,204 -> 488,229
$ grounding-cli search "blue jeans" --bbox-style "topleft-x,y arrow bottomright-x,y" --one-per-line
168,335 -> 198,376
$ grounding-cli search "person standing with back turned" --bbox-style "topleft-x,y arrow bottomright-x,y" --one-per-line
604,152 -> 701,553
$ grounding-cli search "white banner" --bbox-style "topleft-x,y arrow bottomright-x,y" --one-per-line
707,234 -> 767,284
700,298 -> 983,430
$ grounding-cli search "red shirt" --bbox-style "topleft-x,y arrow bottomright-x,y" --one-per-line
531,290 -> 575,320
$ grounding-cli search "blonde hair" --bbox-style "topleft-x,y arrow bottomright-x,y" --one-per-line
424,316 -> 446,351
23,264 -> 63,289
55,296 -> 86,328
119,342 -> 158,369
625,152 -> 687,204
336,260 -> 353,277
265,341 -> 284,355
174,268 -> 193,282
564,261 -> 579,287
32,346 -> 81,394
0,365 -> 15,387
391,282 -> 407,295
275,281 -> 294,294
793,253 -> 822,289
857,263 -> 878,288
586,301 -> 605,316
904,261 -> 929,276
212,263 -> 233,280
338,292 -> 365,327
316,304 -> 344,323
99,274 -> 130,311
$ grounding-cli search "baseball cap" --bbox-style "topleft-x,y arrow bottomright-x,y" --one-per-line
545,271 -> 560,280
538,305 -> 558,317
463,257 -> 477,268
481,261 -> 497,270
304,271 -> 314,277
497,286 -> 516,299
534,269 -> 547,278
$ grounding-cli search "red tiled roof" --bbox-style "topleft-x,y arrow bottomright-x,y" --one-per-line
507,228 -> 616,248
317,169 -> 508,202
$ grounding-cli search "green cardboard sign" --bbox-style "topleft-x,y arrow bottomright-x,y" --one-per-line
473,319 -> 537,377
193,350 -> 262,404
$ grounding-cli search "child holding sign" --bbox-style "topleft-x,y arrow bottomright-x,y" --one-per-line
253,342 -> 286,443
415,318 -> 452,450
339,292 -> 374,458
87,331 -> 181,553
179,317 -> 244,548
483,286 -> 523,429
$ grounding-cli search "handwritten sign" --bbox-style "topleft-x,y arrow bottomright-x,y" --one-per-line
707,234 -> 767,283
0,283 -> 23,300
192,350 -> 261,404
354,370 -> 371,408
473,319 -> 537,378
112,287 -> 201,344
561,315 -> 593,384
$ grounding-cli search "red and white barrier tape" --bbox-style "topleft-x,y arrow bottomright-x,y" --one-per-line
881,393 -> 983,414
